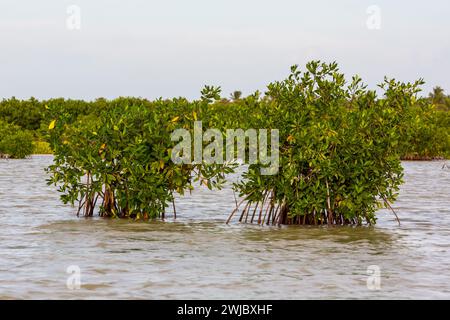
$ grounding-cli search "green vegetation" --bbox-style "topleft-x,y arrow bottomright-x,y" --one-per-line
0,72 -> 448,160
32,141 -> 52,154
429,86 -> 450,111
226,62 -> 411,225
399,104 -> 449,160
0,61 -> 448,225
45,95 -> 234,219
0,98 -> 109,157
0,120 -> 34,158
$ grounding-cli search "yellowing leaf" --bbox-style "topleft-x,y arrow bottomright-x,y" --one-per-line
171,116 -> 180,123
159,160 -> 165,170
99,143 -> 106,154
193,111 -> 197,121
48,120 -> 56,130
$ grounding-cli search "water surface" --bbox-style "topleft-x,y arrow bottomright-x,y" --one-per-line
0,156 -> 449,299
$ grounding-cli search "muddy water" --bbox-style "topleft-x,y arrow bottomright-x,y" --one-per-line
0,156 -> 449,299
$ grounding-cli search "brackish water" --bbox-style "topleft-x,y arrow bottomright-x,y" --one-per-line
0,156 -> 449,299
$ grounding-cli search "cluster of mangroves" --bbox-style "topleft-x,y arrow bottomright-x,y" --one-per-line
2,61 -> 448,225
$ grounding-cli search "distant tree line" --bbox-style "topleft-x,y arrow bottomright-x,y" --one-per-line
0,85 -> 448,160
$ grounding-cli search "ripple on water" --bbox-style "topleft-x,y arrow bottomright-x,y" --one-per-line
0,156 -> 449,299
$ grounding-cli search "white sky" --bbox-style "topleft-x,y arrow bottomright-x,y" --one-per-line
1,0 -> 449,100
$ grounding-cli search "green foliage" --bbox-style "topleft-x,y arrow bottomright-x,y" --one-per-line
399,102 -> 449,159
0,85 -> 447,160
224,62 -> 411,225
230,91 -> 242,101
33,140 -> 53,154
0,120 -> 34,158
429,86 -> 450,111
46,94 -> 233,219
1,61 -> 448,225
0,97 -> 43,131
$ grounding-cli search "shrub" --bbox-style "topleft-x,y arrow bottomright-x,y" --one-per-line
43,61 -> 447,225
33,140 -> 53,154
0,121 -> 34,158
227,62 -> 417,225
46,93 -> 233,219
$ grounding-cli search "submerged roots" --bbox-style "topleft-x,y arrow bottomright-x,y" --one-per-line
75,172 -> 176,220
226,190 -> 369,226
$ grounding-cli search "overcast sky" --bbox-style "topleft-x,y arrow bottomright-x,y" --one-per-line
1,0 -> 449,100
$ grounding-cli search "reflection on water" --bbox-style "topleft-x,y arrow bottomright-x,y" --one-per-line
0,156 -> 449,299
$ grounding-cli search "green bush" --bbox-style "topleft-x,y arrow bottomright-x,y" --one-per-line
400,105 -> 449,159
32,140 -> 53,154
0,121 -> 34,158
227,62 -> 409,225
46,93 -> 233,219
2,61 -> 448,224
45,61 -> 429,225
0,97 -> 44,131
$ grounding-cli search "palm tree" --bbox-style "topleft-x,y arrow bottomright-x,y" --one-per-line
429,86 -> 446,106
230,91 -> 242,101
